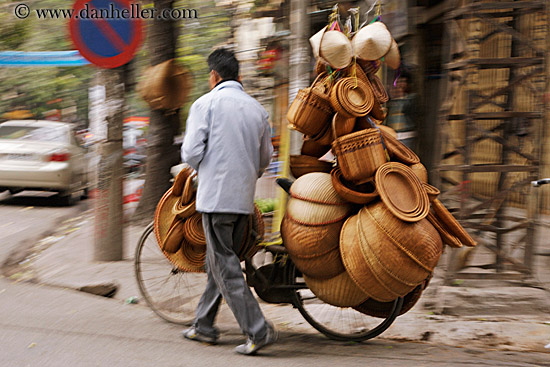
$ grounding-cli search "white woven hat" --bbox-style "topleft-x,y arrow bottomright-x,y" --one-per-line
384,39 -> 400,70
309,27 -> 326,59
319,30 -> 353,69
352,21 -> 392,61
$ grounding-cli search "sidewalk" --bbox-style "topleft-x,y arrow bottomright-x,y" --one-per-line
7,209 -> 550,354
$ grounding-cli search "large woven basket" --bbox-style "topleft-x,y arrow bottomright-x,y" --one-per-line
286,198 -> 350,226
290,172 -> 347,205
332,126 -> 387,183
281,214 -> 343,258
304,271 -> 369,307
340,204 -> 443,302
154,188 -> 205,273
287,73 -> 333,136
291,246 -> 345,279
331,167 -> 378,205
330,77 -> 375,118
354,276 -> 430,318
290,155 -> 333,178
375,162 -> 430,222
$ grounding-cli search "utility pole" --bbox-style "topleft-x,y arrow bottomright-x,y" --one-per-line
288,0 -> 310,155
91,68 -> 125,261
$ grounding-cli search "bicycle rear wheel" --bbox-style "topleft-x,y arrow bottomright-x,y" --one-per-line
289,263 -> 403,342
134,223 -> 207,325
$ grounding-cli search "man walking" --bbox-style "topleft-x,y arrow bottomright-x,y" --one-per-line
181,48 -> 276,355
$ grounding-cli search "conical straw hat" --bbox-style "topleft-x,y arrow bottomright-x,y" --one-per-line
309,27 -> 326,59
384,39 -> 400,70
352,22 -> 392,61
320,30 -> 353,69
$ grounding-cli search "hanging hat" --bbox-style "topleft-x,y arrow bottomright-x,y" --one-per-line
309,27 -> 326,59
384,39 -> 401,70
319,30 -> 353,69
352,21 -> 392,61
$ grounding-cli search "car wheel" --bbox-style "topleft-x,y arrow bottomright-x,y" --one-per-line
81,187 -> 89,200
58,191 -> 77,206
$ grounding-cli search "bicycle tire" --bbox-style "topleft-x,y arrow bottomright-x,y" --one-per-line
134,222 -> 208,325
288,262 -> 403,342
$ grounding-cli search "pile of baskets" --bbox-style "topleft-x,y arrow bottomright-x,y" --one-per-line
283,20 -> 477,315
153,167 -> 264,272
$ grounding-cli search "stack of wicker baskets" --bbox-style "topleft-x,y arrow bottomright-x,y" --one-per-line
153,167 -> 264,273
283,20 -> 478,315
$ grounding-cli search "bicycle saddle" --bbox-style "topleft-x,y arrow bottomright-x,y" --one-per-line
276,177 -> 294,195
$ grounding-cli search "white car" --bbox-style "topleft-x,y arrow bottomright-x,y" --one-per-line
0,120 -> 88,205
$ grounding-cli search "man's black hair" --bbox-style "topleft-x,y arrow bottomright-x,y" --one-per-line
207,48 -> 239,81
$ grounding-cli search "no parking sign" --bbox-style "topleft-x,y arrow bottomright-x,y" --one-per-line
69,0 -> 143,68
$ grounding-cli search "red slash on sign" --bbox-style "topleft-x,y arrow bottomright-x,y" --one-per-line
69,0 -> 142,68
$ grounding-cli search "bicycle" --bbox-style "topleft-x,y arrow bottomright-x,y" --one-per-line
134,181 -> 404,342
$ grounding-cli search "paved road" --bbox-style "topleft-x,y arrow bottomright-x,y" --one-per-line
0,190 -> 87,277
1,277 -> 549,367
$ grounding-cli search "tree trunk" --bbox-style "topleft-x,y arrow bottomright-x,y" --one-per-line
132,0 -> 181,224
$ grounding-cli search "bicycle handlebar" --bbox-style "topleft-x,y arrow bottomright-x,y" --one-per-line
531,178 -> 550,187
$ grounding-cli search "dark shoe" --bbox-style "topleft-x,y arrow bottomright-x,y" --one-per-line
182,327 -> 217,345
234,323 -> 278,355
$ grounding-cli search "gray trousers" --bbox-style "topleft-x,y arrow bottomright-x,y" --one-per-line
193,213 -> 268,342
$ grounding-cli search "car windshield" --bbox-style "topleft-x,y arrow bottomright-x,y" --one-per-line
0,125 -> 69,143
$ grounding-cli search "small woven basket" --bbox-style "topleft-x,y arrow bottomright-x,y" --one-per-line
287,73 -> 333,136
304,271 -> 369,307
330,77 -> 374,117
290,155 -> 333,178
332,126 -> 387,183
301,137 -> 331,158
330,167 -> 378,205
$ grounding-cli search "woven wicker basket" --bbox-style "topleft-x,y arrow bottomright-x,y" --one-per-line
340,204 -> 443,301
356,59 -> 381,75
281,214 -> 343,258
180,238 -> 206,269
304,271 -> 369,307
291,245 -> 345,279
154,188 -> 205,273
290,155 -> 333,178
375,162 -> 429,222
332,127 -> 387,183
409,162 -> 428,183
182,212 -> 206,247
354,277 -> 430,318
340,214 -> 401,302
286,197 -> 350,226
290,172 -> 347,205
331,167 -> 378,205
330,77 -> 374,118
310,119 -> 334,146
368,74 -> 389,104
301,137 -> 331,158
287,73 -> 333,136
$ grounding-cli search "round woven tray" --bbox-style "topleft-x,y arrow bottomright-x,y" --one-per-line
375,162 -> 429,222
330,77 -> 374,118
171,166 -> 193,197
431,199 -> 477,247
183,212 -> 206,247
426,210 -> 463,248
